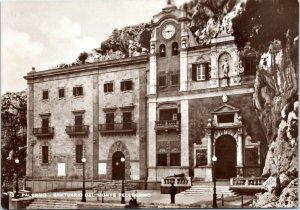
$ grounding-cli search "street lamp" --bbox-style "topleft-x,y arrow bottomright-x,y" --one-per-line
81,157 -> 86,202
212,156 -> 218,208
120,157 -> 125,204
14,158 -> 20,198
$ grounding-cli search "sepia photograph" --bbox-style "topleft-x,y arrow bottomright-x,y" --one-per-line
1,0 -> 298,209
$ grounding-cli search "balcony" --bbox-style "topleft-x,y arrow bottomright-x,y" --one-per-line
65,125 -> 89,137
98,122 -> 136,135
155,120 -> 179,132
33,127 -> 54,138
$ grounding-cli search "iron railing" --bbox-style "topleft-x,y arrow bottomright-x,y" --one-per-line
33,127 -> 54,138
65,125 -> 89,136
98,122 -> 136,134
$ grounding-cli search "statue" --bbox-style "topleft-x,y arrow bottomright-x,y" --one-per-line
222,58 -> 230,77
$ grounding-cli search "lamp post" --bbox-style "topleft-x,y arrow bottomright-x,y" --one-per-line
14,158 -> 20,198
120,157 -> 125,204
212,156 -> 218,208
81,157 -> 86,202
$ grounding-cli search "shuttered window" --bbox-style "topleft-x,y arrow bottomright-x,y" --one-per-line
157,154 -> 167,166
42,90 -> 49,100
42,146 -> 49,164
58,88 -> 65,98
192,63 -> 210,81
104,82 -> 114,93
120,81 -> 133,91
76,145 -> 83,163
73,86 -> 83,96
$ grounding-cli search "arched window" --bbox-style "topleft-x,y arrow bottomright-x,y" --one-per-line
159,44 -> 166,57
172,42 -> 179,56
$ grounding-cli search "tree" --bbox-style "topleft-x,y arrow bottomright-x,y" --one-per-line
78,52 -> 88,64
1,92 -> 27,189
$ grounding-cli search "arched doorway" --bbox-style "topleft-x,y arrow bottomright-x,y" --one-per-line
215,135 -> 236,179
112,151 -> 125,180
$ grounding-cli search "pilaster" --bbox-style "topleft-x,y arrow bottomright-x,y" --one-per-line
180,99 -> 189,167
92,74 -> 99,179
26,78 -> 34,177
147,102 -> 157,181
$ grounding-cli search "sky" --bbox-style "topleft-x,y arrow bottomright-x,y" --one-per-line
1,0 -> 188,94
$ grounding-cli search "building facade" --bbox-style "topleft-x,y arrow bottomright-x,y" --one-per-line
146,4 -> 266,183
24,56 -> 148,192
24,3 -> 266,192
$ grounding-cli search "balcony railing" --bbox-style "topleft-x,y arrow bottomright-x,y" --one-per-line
98,122 -> 136,135
155,120 -> 179,131
33,127 -> 54,138
65,125 -> 89,136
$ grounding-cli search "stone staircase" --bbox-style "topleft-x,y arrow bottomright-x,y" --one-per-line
178,185 -> 238,197
26,199 -> 78,209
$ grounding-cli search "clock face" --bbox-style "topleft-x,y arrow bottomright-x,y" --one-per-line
162,24 -> 176,40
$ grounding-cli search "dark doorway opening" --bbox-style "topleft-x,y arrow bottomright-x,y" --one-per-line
112,151 -> 125,180
215,135 -> 236,179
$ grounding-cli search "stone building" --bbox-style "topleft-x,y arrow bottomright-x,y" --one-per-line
24,2 -> 266,192
24,56 -> 148,192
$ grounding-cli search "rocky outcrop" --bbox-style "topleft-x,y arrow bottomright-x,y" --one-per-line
181,0 -> 243,45
252,178 -> 298,208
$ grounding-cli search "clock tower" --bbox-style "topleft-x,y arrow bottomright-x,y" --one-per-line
147,1 -> 191,182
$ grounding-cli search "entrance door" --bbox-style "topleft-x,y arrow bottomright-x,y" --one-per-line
215,135 -> 236,179
112,151 -> 125,180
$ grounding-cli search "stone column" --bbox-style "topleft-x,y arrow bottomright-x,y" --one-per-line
180,49 -> 188,91
207,132 -> 212,166
147,101 -> 157,181
149,30 -> 157,95
236,129 -> 244,176
149,55 -> 157,94
180,100 -> 189,167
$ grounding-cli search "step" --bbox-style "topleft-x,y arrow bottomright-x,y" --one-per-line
27,205 -> 77,209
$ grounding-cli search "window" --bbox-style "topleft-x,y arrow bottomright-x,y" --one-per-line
159,44 -> 166,57
158,76 -> 166,87
76,145 -> 83,163
244,56 -> 256,76
104,82 -> 114,93
170,153 -> 180,166
157,153 -> 167,166
192,63 -> 209,81
120,80 -> 133,91
42,146 -> 48,164
171,74 -> 179,86
123,111 -> 132,129
75,115 -> 83,132
73,86 -> 83,96
217,114 -> 234,123
58,88 -> 65,98
42,118 -> 49,134
172,42 -> 179,56
42,90 -> 49,100
159,109 -> 178,120
106,113 -> 114,130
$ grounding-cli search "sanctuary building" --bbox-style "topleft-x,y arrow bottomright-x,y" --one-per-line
24,2 -> 266,192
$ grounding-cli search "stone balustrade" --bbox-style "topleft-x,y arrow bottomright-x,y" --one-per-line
230,177 -> 267,186
161,176 -> 191,187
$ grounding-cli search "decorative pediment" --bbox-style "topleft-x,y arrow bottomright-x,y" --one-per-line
212,103 -> 239,114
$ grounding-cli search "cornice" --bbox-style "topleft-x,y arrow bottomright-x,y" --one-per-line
24,55 -> 149,81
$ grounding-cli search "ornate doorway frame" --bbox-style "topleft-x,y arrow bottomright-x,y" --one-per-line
107,141 -> 131,180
